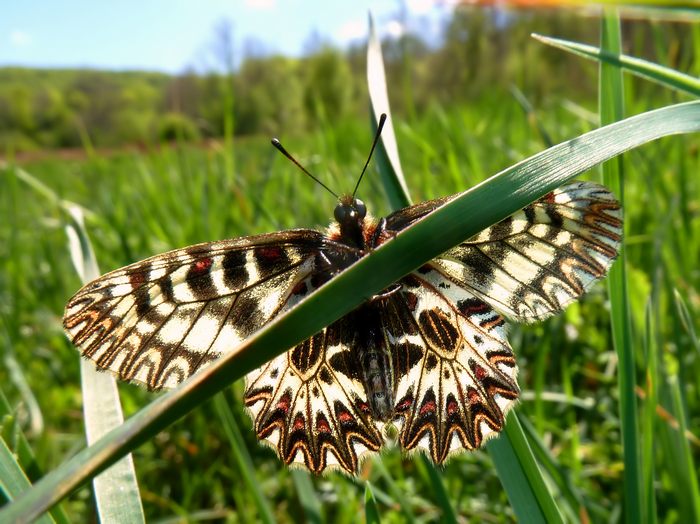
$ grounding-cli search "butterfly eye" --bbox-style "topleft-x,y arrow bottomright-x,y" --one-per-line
353,198 -> 367,218
334,204 -> 347,223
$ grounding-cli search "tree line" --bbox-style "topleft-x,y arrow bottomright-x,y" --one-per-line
0,8 -> 692,153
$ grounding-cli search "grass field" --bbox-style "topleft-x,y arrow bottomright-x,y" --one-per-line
2,16 -> 700,524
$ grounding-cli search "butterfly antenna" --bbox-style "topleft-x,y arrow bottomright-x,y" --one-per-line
271,138 -> 339,199
352,113 -> 387,197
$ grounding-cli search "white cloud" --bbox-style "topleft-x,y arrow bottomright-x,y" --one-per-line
385,20 -> 405,39
336,19 -> 366,44
244,0 -> 276,9
9,29 -> 32,47
406,0 -> 435,14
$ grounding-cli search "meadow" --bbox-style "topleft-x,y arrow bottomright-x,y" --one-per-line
2,10 -> 700,524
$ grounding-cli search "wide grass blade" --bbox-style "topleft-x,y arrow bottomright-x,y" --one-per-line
289,470 -> 322,524
0,390 -> 70,524
364,483 -> 381,524
65,207 -> 145,523
367,20 -> 555,519
3,101 -> 700,522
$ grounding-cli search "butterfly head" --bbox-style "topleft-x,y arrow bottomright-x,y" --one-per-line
334,196 -> 366,225
333,195 -> 369,249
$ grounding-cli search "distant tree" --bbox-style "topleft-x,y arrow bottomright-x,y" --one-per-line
158,112 -> 201,142
234,55 -> 306,136
301,46 -> 355,125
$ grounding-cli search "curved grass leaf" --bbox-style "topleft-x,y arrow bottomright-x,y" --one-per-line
532,33 -> 700,97
290,470 -> 322,524
366,12 -> 411,209
0,438 -> 53,524
366,16 -> 458,520
487,412 -> 561,523
66,207 -> 146,524
2,101 -> 700,523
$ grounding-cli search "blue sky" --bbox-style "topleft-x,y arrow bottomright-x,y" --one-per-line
0,0 -> 453,73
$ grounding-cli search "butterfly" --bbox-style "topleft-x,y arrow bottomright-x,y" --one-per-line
64,118 -> 622,475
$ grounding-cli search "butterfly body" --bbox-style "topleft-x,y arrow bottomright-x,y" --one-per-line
64,181 -> 622,475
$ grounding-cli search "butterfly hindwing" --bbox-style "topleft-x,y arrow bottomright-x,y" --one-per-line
64,231 -> 327,390
244,277 -> 383,474
382,267 -> 519,463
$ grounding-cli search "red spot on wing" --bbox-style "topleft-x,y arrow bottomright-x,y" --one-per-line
467,388 -> 481,404
293,414 -> 306,431
462,302 -> 489,315
355,400 -> 371,415
337,410 -> 354,424
447,399 -> 459,415
419,400 -> 436,416
276,392 -> 291,413
316,417 -> 331,433
474,364 -> 487,381
258,246 -> 283,261
395,396 -> 413,412
543,191 -> 556,204
129,272 -> 146,287
193,257 -> 213,273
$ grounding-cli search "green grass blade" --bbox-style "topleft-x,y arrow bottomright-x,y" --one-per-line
364,482 -> 381,524
517,413 -> 588,521
65,206 -> 146,524
599,11 -> 642,524
0,438 -> 54,524
290,470 -> 322,524
366,12 -> 412,209
674,290 -> 700,355
212,393 -> 276,524
487,412 -> 563,523
3,101 -> 700,522
369,27 -> 560,519
371,458 -> 417,524
532,33 -> 700,97
668,372 -> 700,521
0,391 -> 70,524
642,301 -> 659,523
415,456 -> 458,524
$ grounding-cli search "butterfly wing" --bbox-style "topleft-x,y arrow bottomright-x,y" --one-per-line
64,230 -> 329,390
244,299 -> 384,474
385,181 -> 622,323
380,180 -> 620,461
382,268 -> 519,463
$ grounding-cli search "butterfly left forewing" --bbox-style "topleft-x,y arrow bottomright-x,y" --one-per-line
64,231 -> 327,389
